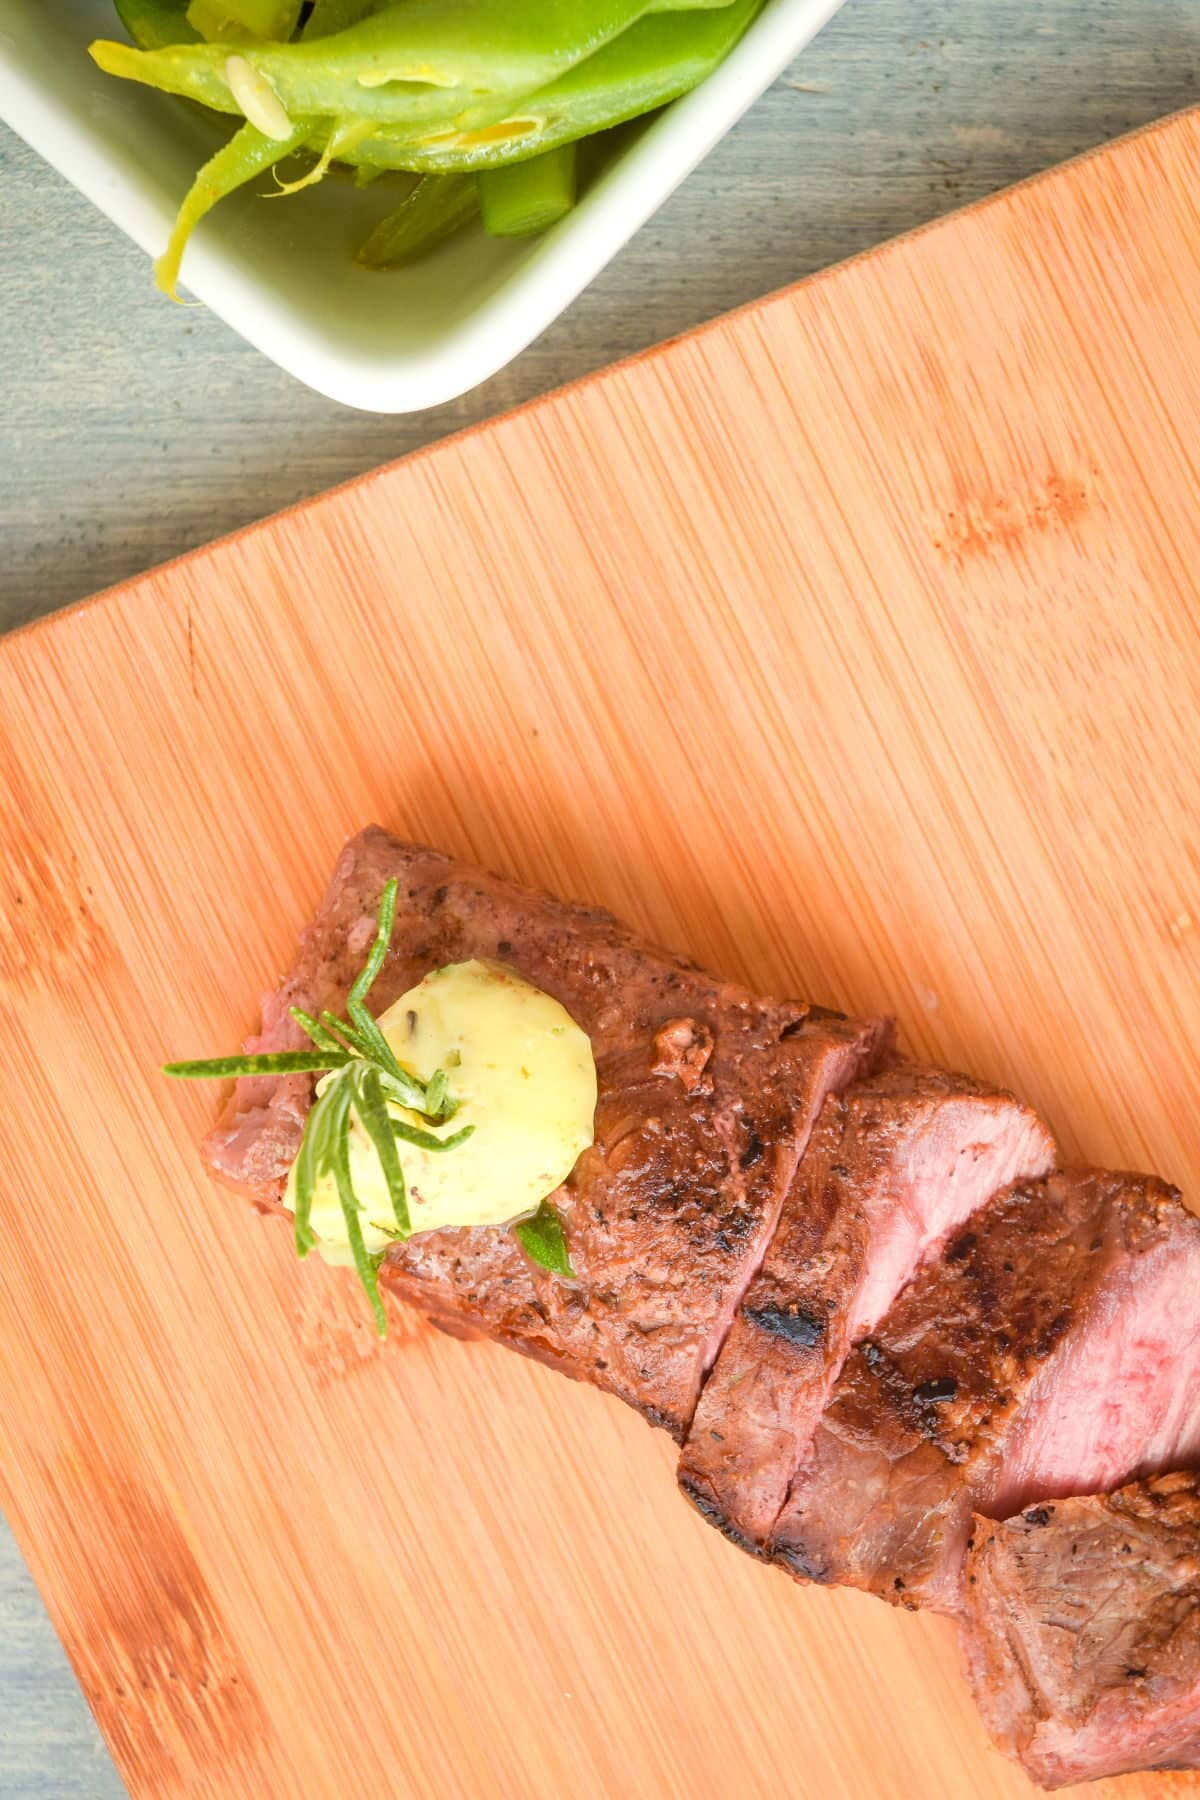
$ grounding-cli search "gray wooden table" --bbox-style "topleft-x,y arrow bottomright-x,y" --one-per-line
1,1 -> 1197,1791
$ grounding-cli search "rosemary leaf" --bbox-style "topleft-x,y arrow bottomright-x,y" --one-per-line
291,1077 -> 327,1257
164,1050 -> 350,1078
311,1070 -> 352,1178
349,877 -> 398,1009
329,1084 -> 388,1337
290,1006 -> 347,1055
319,1010 -> 373,1058
424,1068 -> 449,1117
347,999 -> 409,1086
353,1066 -> 411,1237
380,1067 -> 442,1117
392,1118 -> 475,1154
513,1200 -> 575,1280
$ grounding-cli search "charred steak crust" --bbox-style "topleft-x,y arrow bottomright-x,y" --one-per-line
962,1474 -> 1200,1789
768,1169 -> 1200,1613
204,827 -> 888,1439
678,1064 -> 1055,1549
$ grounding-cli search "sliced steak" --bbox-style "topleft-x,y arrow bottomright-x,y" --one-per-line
770,1169 -> 1200,1611
678,1065 -> 1055,1550
962,1474 -> 1200,1788
205,827 -> 888,1438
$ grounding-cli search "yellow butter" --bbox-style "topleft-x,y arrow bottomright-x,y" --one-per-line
282,960 -> 595,1263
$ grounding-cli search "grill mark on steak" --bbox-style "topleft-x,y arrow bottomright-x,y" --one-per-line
677,1064 -> 1054,1549
770,1169 -> 1200,1614
913,1376 -> 959,1406
743,1304 -> 826,1348
676,1473 -> 767,1561
961,1473 -> 1200,1789
203,827 -> 887,1439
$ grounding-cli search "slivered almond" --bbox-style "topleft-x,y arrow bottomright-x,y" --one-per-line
225,54 -> 293,141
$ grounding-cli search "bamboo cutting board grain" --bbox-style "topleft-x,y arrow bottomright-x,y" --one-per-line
4,107 -> 1200,1800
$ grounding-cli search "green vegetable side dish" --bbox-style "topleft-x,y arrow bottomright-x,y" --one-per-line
93,0 -> 762,287
165,878 -> 577,1334
478,142 -> 577,236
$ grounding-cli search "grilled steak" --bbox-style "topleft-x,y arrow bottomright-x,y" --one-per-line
962,1474 -> 1200,1788
206,828 -> 888,1437
196,828 -> 1200,1783
678,1065 -> 1055,1550
770,1170 -> 1200,1611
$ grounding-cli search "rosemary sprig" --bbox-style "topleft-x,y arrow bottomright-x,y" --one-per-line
165,878 -> 466,1334
164,876 -> 578,1324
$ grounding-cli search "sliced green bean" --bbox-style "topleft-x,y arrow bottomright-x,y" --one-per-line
302,0 -> 379,37
91,0 -> 659,129
92,36 -> 464,128
186,0 -> 301,41
100,0 -> 761,285
155,116 -> 314,296
478,144 -> 576,237
113,0 -> 200,50
355,172 -> 480,268
345,0 -> 762,175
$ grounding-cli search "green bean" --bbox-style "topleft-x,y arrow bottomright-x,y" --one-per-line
354,173 -> 479,268
187,0 -> 301,40
91,0 -> 664,130
110,0 -> 732,62
92,35 -> 466,129
301,0 -> 378,38
99,0 -> 762,285
155,116 -> 313,295
113,0 -> 199,49
344,0 -> 762,175
304,0 -> 735,34
478,144 -> 576,237
298,0 -> 734,33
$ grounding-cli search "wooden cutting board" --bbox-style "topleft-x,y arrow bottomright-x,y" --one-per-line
4,105 -> 1200,1800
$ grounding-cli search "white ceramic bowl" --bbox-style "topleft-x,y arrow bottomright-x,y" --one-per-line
0,0 -> 846,411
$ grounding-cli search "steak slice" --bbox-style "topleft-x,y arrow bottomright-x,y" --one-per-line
678,1064 -> 1055,1550
770,1169 -> 1200,1611
961,1474 -> 1200,1788
205,827 -> 888,1438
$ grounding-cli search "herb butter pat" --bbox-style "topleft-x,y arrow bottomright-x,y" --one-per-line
282,960 -> 596,1264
